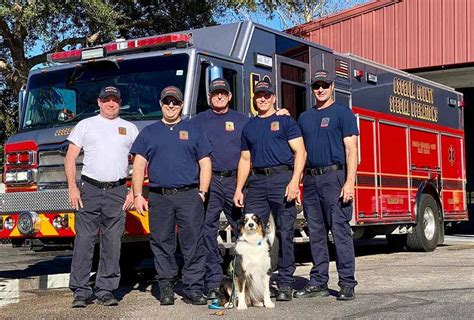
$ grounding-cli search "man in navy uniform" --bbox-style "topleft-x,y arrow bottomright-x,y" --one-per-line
192,78 -> 248,299
65,86 -> 138,308
233,80 -> 306,302
294,70 -> 358,300
131,86 -> 212,306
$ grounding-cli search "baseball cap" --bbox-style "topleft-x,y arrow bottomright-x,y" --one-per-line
160,86 -> 184,102
99,86 -> 121,99
254,80 -> 274,95
311,70 -> 334,85
209,78 -> 231,94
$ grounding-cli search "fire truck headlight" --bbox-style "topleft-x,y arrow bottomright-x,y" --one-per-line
53,215 -> 69,229
5,170 -> 36,184
4,217 -> 15,231
17,212 -> 40,235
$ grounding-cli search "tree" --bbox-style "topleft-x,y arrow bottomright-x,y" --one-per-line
222,0 -> 370,30
0,0 -> 222,139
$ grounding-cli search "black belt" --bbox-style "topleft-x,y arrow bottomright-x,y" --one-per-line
149,184 -> 198,195
252,164 -> 293,176
81,175 -> 126,189
212,170 -> 236,177
305,164 -> 345,176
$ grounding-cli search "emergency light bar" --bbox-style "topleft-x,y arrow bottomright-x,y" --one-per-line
47,34 -> 191,63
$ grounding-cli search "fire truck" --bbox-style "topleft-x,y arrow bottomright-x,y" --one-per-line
0,21 -> 466,253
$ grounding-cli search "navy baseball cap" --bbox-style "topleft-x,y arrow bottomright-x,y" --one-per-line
209,78 -> 231,94
254,80 -> 274,95
160,86 -> 184,102
311,70 -> 334,85
99,86 -> 121,99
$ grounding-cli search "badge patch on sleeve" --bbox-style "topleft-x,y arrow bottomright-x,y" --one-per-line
271,121 -> 280,131
225,121 -> 235,132
118,127 -> 127,135
179,130 -> 189,140
320,118 -> 330,128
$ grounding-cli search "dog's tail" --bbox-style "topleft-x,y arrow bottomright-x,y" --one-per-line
266,213 -> 276,246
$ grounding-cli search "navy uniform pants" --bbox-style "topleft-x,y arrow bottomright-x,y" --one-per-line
204,174 -> 241,289
148,188 -> 205,296
302,169 -> 356,288
244,170 -> 297,288
69,181 -> 127,300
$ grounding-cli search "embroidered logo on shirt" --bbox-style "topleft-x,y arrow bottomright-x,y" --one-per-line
271,121 -> 280,131
225,121 -> 235,132
320,118 -> 330,128
118,127 -> 127,135
179,130 -> 189,140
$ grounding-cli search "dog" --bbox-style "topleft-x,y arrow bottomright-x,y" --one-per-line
219,213 -> 276,310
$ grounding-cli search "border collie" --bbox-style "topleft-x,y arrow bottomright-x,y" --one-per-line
219,213 -> 276,310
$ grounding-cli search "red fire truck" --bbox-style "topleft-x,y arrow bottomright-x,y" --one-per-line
0,21 -> 466,252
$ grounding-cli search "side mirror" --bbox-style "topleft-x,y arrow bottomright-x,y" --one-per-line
18,84 -> 26,126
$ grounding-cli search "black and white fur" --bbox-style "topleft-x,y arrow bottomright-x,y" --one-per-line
219,213 -> 276,310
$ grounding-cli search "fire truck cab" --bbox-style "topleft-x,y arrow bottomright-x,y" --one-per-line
0,21 -> 466,252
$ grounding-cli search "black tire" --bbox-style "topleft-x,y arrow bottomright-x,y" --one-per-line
406,194 -> 440,252
386,234 -> 407,252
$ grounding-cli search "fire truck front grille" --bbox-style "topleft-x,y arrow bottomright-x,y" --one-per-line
0,189 -> 73,214
37,166 -> 82,185
37,150 -> 83,189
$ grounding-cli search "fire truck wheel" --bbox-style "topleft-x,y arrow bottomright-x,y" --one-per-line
406,194 -> 440,252
385,234 -> 407,252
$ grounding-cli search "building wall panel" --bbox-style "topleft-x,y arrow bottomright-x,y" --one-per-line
289,0 -> 474,70
455,0 -> 468,63
469,0 -> 474,61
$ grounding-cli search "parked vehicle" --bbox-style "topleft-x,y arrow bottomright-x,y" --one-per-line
0,21 -> 466,252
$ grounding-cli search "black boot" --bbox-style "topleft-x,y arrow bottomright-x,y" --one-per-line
159,282 -> 175,306
337,286 -> 355,301
293,284 -> 329,298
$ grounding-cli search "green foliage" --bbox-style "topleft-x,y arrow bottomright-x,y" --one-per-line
0,0 -> 221,139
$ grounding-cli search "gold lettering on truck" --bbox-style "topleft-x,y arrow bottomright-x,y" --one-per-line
389,78 -> 439,123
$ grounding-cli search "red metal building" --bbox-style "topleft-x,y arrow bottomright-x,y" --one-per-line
288,0 -> 474,230
289,0 -> 474,72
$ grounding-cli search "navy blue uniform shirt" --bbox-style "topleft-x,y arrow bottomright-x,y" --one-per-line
192,109 -> 248,171
241,113 -> 302,168
130,120 -> 212,188
298,103 -> 359,168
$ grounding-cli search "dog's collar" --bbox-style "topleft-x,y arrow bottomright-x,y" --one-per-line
237,239 -> 263,246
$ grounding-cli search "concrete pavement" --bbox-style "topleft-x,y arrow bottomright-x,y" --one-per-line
0,236 -> 473,318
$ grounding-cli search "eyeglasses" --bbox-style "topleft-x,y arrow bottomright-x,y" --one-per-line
255,92 -> 273,100
312,83 -> 331,90
161,98 -> 182,106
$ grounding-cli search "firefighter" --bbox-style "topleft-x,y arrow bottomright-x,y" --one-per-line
294,70 -> 359,300
65,86 -> 138,308
192,78 -> 248,299
233,80 -> 306,301
131,86 -> 212,306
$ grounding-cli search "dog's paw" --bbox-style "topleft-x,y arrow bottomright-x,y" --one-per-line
253,301 -> 264,307
237,303 -> 248,310
264,300 -> 275,308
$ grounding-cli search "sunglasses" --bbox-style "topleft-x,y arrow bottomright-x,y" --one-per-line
312,83 -> 331,90
255,92 -> 273,100
161,98 -> 182,106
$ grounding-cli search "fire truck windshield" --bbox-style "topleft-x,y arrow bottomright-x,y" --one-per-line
21,54 -> 189,130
